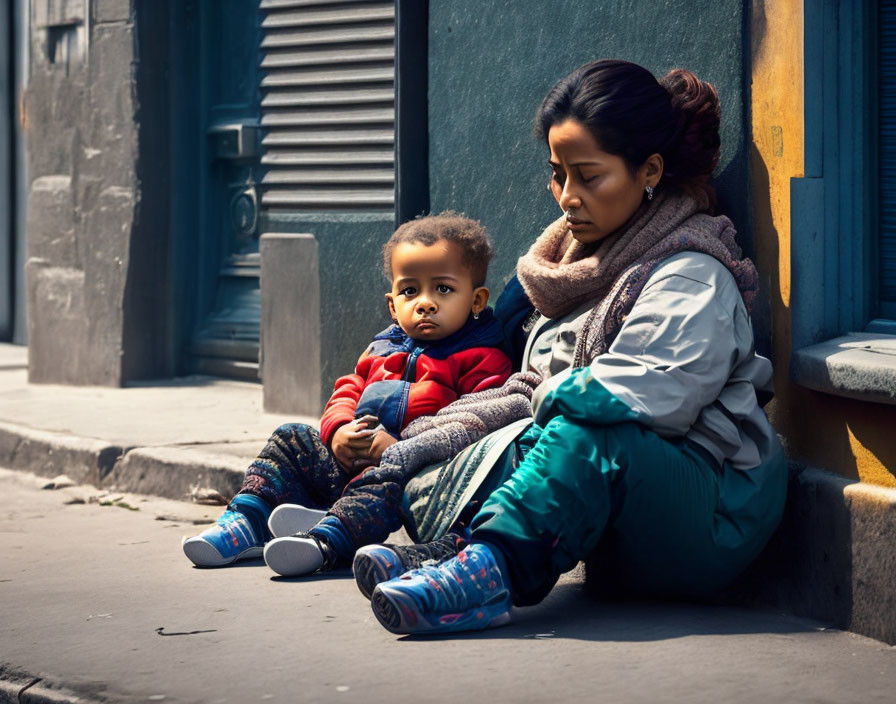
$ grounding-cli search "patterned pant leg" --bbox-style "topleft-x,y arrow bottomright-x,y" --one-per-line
326,462 -> 410,549
239,423 -> 349,509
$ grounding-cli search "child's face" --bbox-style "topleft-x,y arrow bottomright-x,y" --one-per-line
386,239 -> 489,342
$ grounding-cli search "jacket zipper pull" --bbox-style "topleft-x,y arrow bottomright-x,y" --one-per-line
403,347 -> 423,381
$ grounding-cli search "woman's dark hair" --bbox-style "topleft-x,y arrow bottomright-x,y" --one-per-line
383,211 -> 494,287
535,59 -> 721,206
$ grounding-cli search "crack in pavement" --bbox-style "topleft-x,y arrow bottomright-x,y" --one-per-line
17,677 -> 41,702
155,627 -> 217,637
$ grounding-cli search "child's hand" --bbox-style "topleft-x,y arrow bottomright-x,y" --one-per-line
367,430 -> 398,464
330,416 -> 378,472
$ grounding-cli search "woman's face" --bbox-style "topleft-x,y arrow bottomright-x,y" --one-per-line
547,119 -> 659,244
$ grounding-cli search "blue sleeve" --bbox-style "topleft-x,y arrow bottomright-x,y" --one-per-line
493,274 -> 535,372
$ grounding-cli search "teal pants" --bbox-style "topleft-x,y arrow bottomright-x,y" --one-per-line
470,418 -> 787,606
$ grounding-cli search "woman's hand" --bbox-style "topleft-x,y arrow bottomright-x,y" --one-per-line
330,415 -> 378,473
367,430 -> 398,464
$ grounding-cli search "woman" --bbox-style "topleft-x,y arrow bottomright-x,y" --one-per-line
361,59 -> 787,635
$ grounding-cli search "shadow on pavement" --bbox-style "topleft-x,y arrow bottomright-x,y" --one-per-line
392,580 -> 823,643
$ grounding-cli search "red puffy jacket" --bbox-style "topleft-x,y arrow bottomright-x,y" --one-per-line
319,311 -> 511,446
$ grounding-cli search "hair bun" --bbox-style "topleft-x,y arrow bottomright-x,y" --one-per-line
659,69 -> 721,183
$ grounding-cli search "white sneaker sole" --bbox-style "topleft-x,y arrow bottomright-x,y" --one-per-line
267,504 -> 328,538
182,536 -> 263,567
263,536 -> 324,577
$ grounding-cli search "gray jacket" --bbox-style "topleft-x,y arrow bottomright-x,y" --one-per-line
528,251 -> 779,470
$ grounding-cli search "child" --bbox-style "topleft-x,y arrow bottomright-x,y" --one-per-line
183,212 -> 512,569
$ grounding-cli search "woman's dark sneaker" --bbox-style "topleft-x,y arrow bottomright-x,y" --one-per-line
352,531 -> 468,600
371,543 -> 512,635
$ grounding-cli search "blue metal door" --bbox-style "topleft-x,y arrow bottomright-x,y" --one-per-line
0,0 -> 25,343
184,1 -> 414,380
189,0 -> 264,379
1,0 -> 13,340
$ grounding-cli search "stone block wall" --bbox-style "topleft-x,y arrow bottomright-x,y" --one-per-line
25,0 -> 170,385
25,0 -> 135,385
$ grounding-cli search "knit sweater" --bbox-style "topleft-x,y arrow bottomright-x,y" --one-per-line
380,371 -> 543,477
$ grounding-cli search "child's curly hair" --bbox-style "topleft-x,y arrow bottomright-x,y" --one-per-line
382,211 -> 494,287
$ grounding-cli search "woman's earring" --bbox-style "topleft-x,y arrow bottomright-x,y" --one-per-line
473,311 -> 481,320
645,185 -> 654,201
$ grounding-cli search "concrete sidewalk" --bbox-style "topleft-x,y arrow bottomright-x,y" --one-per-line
0,344 -> 315,503
2,343 -> 895,649
2,467 -> 895,704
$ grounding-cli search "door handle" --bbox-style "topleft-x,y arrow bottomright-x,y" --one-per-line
208,121 -> 259,161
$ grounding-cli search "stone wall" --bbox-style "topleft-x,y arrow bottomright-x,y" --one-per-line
427,0 -> 756,346
25,0 -> 169,385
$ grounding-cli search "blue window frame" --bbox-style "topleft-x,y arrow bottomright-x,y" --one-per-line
790,0 -> 896,403
879,0 -> 896,317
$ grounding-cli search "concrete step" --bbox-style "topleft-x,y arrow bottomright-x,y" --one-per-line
0,345 -> 314,502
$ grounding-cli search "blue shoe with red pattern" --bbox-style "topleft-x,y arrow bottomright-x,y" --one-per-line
370,543 -> 512,635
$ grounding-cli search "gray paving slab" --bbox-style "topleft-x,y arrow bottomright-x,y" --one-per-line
0,343 -> 27,370
0,344 -> 316,500
0,365 -> 310,448
2,468 -> 895,704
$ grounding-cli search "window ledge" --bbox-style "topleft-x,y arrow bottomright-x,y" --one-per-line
791,333 -> 896,405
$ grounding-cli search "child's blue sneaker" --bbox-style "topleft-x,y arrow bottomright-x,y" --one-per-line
267,503 -> 328,538
263,533 -> 335,577
370,543 -> 512,635
182,508 -> 263,567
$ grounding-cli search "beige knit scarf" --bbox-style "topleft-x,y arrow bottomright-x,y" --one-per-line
516,191 -> 759,366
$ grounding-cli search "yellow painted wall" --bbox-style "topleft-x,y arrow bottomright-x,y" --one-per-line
751,0 -> 896,488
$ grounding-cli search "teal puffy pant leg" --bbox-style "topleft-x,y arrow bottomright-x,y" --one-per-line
471,418 -> 786,606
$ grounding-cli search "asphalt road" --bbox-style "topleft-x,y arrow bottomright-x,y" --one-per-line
2,468 -> 895,704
